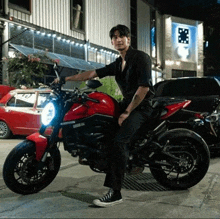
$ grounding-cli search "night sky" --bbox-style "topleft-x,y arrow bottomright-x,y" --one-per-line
178,0 -> 216,7
156,0 -> 219,21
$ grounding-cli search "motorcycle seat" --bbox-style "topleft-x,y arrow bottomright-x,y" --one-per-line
151,97 -> 188,109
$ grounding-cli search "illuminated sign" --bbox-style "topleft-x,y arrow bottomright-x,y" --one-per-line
172,22 -> 197,62
151,27 -> 156,58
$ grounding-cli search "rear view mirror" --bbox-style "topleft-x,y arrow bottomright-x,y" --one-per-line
86,80 -> 102,89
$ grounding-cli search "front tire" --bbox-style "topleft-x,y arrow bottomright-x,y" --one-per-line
3,140 -> 61,195
149,129 -> 210,190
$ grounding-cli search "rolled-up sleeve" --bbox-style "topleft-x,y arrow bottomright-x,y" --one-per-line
136,52 -> 152,87
96,61 -> 117,79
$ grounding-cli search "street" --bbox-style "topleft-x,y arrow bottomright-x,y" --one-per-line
0,138 -> 220,218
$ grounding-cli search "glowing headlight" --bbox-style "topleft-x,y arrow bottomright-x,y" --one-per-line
41,102 -> 55,126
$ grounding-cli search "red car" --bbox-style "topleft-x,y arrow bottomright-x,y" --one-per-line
0,87 -> 51,139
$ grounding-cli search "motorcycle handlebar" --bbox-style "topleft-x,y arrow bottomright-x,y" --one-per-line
50,63 -> 99,103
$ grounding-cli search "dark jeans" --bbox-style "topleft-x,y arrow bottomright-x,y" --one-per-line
104,100 -> 153,191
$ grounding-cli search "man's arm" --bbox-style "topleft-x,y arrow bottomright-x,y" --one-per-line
65,70 -> 98,82
118,86 -> 149,126
54,70 -> 98,83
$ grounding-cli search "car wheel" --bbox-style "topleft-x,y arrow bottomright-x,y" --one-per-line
0,121 -> 12,139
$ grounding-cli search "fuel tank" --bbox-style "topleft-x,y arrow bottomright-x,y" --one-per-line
64,92 -> 120,121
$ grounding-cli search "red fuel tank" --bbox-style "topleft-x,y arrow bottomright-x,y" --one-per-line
63,92 -> 120,121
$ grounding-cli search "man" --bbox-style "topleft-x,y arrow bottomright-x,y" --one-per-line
55,24 -> 153,207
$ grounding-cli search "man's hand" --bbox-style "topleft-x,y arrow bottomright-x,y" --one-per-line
54,78 -> 60,84
118,111 -> 130,126
54,77 -> 66,84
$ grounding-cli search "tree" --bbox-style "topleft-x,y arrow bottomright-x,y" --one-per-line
2,52 -> 59,88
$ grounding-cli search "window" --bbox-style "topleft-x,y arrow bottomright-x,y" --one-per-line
7,93 -> 36,107
70,0 -> 84,31
37,93 -> 50,108
152,71 -> 163,85
151,10 -> 156,58
8,0 -> 31,14
130,0 -> 137,49
172,69 -> 196,78
0,0 -> 5,15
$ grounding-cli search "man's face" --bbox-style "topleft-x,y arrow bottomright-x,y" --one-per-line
111,30 -> 130,51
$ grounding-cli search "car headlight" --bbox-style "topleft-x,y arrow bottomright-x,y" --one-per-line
41,102 -> 56,126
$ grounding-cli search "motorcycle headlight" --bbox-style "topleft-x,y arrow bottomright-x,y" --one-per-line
41,102 -> 56,126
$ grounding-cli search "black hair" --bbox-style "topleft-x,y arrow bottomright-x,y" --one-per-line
109,24 -> 130,39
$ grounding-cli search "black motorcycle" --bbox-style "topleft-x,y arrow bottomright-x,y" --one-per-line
167,106 -> 220,155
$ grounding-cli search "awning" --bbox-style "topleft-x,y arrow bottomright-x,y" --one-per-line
88,61 -> 105,69
10,43 -> 102,71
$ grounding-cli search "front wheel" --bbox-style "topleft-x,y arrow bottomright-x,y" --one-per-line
149,129 -> 210,190
3,140 -> 61,195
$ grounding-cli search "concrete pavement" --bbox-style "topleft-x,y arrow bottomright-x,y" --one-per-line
0,139 -> 220,218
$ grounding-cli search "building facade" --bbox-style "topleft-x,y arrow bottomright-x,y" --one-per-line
0,0 -> 204,90
163,15 -> 204,79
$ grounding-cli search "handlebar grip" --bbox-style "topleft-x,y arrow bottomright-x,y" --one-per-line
60,77 -> 66,84
86,97 -> 99,103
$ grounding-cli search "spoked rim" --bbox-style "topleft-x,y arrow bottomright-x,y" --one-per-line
3,140 -> 61,195
0,121 -> 9,138
150,137 -> 209,189
15,152 -> 52,186
156,149 -> 197,181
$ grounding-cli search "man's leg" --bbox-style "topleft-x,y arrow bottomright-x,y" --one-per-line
93,110 -> 150,207
104,110 -> 149,189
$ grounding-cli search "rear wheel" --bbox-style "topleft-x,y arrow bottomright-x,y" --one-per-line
3,140 -> 61,195
149,130 -> 210,190
0,121 -> 12,139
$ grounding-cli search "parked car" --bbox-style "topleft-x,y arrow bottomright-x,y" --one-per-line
0,88 -> 51,139
154,77 -> 220,113
0,85 -> 15,100
154,76 -> 220,153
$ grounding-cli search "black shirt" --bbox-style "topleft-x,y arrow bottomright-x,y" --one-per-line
96,47 -> 153,102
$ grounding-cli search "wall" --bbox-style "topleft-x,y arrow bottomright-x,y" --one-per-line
8,0 -> 84,40
7,0 -> 130,47
137,0 -> 150,54
163,15 -> 204,78
156,11 -> 163,69
86,0 -> 130,49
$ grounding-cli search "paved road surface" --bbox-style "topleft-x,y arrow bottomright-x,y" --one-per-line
0,139 -> 220,218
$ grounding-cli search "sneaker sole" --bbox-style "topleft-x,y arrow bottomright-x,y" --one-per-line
93,199 -> 123,207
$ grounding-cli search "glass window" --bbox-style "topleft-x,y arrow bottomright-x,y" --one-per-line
151,10 -> 156,58
70,0 -> 84,31
130,0 -> 137,49
37,93 -> 50,108
172,70 -> 196,78
7,97 -> 16,107
96,51 -> 101,63
152,70 -> 156,85
88,49 -> 96,62
7,93 -> 36,107
0,0 -> 5,15
9,0 -> 31,14
106,54 -> 111,65
100,52 -> 106,64
156,71 -> 163,83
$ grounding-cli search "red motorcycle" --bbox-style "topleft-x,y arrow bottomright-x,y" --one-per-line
3,68 -> 210,195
